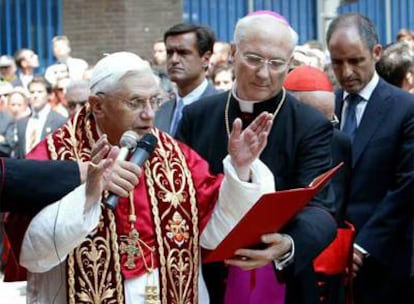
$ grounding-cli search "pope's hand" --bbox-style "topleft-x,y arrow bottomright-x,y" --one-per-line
85,135 -> 118,210
228,112 -> 273,181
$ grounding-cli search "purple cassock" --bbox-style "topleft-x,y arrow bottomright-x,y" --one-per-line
224,264 -> 285,304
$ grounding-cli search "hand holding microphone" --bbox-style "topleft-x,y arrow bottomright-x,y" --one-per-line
105,132 -> 158,209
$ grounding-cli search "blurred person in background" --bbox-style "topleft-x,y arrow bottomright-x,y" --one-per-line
11,48 -> 40,90
13,76 -> 67,158
7,86 -> 31,120
396,28 -> 414,52
208,41 -> 232,77
0,82 -> 13,112
65,79 -> 90,117
151,39 -> 174,95
211,63 -> 234,91
45,35 -> 88,82
376,42 -> 414,93
291,45 -> 326,71
152,39 -> 167,67
49,79 -> 70,118
44,62 -> 70,88
0,55 -> 17,83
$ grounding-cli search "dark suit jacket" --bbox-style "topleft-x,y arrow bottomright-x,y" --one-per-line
177,90 -> 337,304
14,110 -> 67,159
331,129 -> 352,225
155,82 -> 218,134
0,158 -> 80,214
335,78 -> 414,303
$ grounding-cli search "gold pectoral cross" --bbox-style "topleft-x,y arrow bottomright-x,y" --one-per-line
120,228 -> 141,269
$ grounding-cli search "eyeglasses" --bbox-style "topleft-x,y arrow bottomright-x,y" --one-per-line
242,53 -> 288,73
121,96 -> 162,111
96,92 -> 162,111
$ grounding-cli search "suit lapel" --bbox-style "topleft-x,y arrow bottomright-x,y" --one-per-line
20,118 -> 29,157
352,79 -> 392,167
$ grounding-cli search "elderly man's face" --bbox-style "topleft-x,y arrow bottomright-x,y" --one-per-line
92,73 -> 161,145
232,28 -> 293,101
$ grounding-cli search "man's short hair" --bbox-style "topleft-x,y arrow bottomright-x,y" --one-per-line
13,48 -> 31,68
52,35 -> 70,46
164,23 -> 215,56
28,76 -> 52,94
326,13 -> 379,50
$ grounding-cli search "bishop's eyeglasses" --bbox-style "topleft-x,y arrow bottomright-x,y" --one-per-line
242,53 -> 288,73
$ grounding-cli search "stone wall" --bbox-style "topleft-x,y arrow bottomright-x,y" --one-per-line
62,0 -> 182,66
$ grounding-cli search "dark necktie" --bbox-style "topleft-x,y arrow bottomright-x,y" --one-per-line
342,94 -> 361,142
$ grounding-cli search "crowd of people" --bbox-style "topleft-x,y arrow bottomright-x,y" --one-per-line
0,10 -> 413,304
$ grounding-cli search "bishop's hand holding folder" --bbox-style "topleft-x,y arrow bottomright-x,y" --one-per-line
202,162 -> 343,263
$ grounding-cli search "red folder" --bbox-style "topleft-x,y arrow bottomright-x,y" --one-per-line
203,163 -> 343,263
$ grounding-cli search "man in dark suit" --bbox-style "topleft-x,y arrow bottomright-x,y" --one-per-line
14,76 -> 67,158
177,11 -> 337,304
327,13 -> 414,304
155,23 -> 218,135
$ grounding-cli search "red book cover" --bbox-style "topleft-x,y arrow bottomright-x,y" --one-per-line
203,163 -> 343,263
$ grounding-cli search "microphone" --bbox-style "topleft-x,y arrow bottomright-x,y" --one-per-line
105,133 -> 158,209
117,130 -> 140,161
104,131 -> 140,209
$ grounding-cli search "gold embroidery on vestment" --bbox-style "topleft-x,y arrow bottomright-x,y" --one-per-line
49,107 -> 124,303
146,129 -> 199,304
